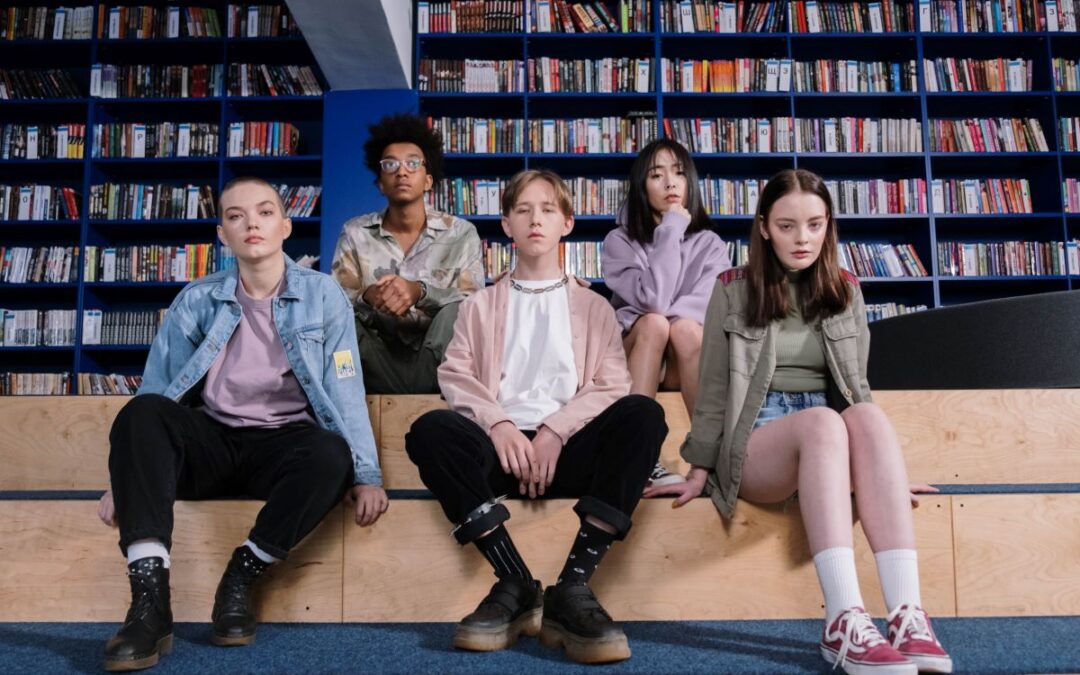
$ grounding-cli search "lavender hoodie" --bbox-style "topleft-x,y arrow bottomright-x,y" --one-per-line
602,210 -> 732,333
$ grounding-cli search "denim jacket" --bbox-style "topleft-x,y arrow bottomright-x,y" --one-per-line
138,254 -> 382,486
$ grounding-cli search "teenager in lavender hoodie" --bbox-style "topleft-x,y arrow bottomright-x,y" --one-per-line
601,138 -> 731,488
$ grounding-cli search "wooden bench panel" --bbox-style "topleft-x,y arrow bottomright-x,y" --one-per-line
0,395 -> 380,491
953,493 -> 1080,616
342,495 -> 954,622
880,389 -> 1080,484
0,501 -> 343,622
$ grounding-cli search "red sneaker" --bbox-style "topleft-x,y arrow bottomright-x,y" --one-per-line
820,607 -> 917,675
887,604 -> 953,673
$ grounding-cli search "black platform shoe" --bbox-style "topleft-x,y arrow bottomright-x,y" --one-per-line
210,546 -> 271,646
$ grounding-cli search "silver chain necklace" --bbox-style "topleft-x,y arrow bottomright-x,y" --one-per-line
509,274 -> 569,294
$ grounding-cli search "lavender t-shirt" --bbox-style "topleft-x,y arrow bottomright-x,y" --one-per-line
201,275 -> 315,428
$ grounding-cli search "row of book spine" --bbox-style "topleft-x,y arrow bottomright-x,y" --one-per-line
790,0 -> 916,32
1,6 -> 94,40
1054,58 -> 1080,90
90,64 -> 224,99
274,185 -> 321,218
929,117 -> 1049,152
83,244 -> 219,282
1057,118 -> 1080,151
0,309 -> 76,346
418,59 -> 525,93
660,0 -> 785,32
79,372 -> 141,395
925,57 -> 1033,91
663,117 -> 792,153
0,68 -> 81,99
0,372 -> 71,395
227,121 -> 301,157
931,177 -> 1033,213
866,302 -> 929,322
839,242 -> 930,277
529,57 -> 653,93
793,59 -> 917,93
0,246 -> 80,284
92,122 -> 219,158
826,179 -> 929,215
930,0 -> 1052,31
483,240 -> 605,278
937,239 -> 1080,275
81,308 -> 166,345
98,5 -> 222,39
87,184 -> 216,220
1060,177 -> 1080,210
0,185 -> 80,221
529,0 -> 652,31
418,0 -> 524,33
794,117 -> 924,153
0,124 -> 86,160
224,4 -> 300,37
527,116 -> 659,153
227,64 -> 322,97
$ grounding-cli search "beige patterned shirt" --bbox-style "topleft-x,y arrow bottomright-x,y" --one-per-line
331,208 -> 484,348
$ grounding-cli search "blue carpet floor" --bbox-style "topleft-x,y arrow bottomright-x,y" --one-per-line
0,617 -> 1075,674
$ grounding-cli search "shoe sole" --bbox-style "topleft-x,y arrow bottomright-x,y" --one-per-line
453,606 -> 541,652
103,634 -> 173,672
211,632 -> 256,647
539,619 -> 631,664
820,645 -> 917,675
902,653 -> 953,673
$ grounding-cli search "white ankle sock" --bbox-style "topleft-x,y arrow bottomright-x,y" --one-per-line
813,547 -> 864,624
875,548 -> 922,611
127,539 -> 170,569
243,539 -> 279,564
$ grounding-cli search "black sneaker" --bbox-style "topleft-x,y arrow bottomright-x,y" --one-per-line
648,462 -> 686,488
540,583 -> 631,664
453,577 -> 543,652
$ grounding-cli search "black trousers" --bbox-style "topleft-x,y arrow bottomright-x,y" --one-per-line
405,394 -> 666,540
109,394 -> 354,559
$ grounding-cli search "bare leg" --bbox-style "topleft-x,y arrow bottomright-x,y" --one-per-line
665,319 -> 703,415
622,313 -> 669,398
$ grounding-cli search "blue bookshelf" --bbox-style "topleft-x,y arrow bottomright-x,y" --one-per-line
0,1 -> 326,393
403,0 -> 1080,313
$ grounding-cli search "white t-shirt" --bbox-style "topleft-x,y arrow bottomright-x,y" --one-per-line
498,278 -> 577,430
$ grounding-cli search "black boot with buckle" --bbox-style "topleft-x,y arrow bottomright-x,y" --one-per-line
104,557 -> 173,672
210,546 -> 272,646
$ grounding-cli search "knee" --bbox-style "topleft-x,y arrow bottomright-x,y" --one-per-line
841,402 -> 889,433
109,394 -> 175,454
613,395 -> 667,451
668,319 -> 703,355
633,313 -> 670,348
427,301 -> 461,334
794,407 -> 849,462
405,409 -> 460,463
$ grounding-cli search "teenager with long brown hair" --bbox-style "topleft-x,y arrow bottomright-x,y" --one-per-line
646,169 -> 952,675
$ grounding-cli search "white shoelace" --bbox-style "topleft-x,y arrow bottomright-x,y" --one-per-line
887,604 -> 935,647
829,608 -> 887,669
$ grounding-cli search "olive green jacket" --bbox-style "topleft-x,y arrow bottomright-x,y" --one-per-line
680,268 -> 873,518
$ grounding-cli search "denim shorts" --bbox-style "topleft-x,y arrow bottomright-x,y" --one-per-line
752,391 -> 827,430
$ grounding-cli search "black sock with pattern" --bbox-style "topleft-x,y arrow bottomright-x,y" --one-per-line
557,520 -> 615,586
473,525 -> 533,582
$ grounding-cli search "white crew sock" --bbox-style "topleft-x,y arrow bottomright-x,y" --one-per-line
243,539 -> 280,564
127,538 -> 170,569
813,547 -> 864,624
875,549 -> 922,611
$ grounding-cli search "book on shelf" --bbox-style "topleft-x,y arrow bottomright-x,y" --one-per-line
225,3 -> 299,37
937,240 -> 1072,276
929,118 -> 1049,153
0,68 -> 82,99
664,117 -> 793,153
81,308 -> 166,346
1053,57 -> 1080,91
662,57 -> 793,93
928,0 -> 1049,32
528,0 -> 651,32
483,240 -> 604,279
90,64 -> 224,98
1,6 -> 94,40
88,184 -> 216,220
865,302 -> 928,322
426,117 -> 526,153
1060,178 -> 1080,211
790,0 -> 915,32
700,178 -> 765,215
659,0 -> 784,32
274,185 -> 321,218
0,185 -> 80,221
924,57 -> 1033,92
824,178 -> 928,215
83,243 -> 219,282
529,57 -> 654,93
528,115 -> 657,153
0,309 -> 76,346
226,121 -> 300,157
794,59 -> 917,93
1058,118 -> 1080,151
1,124 -> 86,159
418,0 -> 524,33
930,178 -> 1032,214
0,246 -> 79,283
419,59 -> 525,93
0,372 -> 71,395
228,64 -> 322,97
838,242 -> 929,278
78,372 -> 142,395
795,118 -> 923,153
93,122 -> 219,158
98,5 -> 222,39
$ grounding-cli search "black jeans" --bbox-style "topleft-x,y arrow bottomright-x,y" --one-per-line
109,394 -> 354,559
405,394 -> 666,540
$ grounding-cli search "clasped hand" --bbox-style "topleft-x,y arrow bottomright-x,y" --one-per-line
490,421 -> 562,499
362,274 -> 422,317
